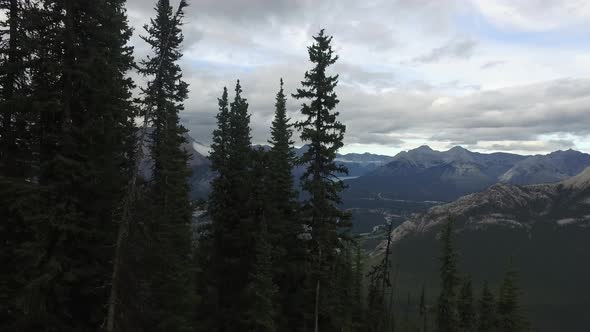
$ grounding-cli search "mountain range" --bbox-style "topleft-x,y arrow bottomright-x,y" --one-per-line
345,145 -> 590,202
170,137 -> 396,199
145,133 -> 590,207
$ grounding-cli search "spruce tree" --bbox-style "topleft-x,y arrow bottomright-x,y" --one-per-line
0,0 -> 31,177
0,0 -> 34,326
497,260 -> 529,332
352,241 -> 365,330
292,28 -> 350,331
244,201 -> 278,332
3,0 -> 138,329
419,285 -> 428,332
267,79 -> 307,331
436,218 -> 459,332
209,80 -> 255,331
458,278 -> 475,332
136,0 -> 195,330
477,281 -> 497,332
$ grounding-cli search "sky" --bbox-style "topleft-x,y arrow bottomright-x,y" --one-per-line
126,0 -> 590,156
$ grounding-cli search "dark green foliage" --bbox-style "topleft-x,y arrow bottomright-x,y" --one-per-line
352,242 -> 366,330
0,0 -> 35,326
497,260 -> 529,332
458,278 -> 475,332
436,218 -> 459,332
0,0 -> 137,330
419,285 -> 428,332
367,261 -> 388,332
366,225 -> 394,332
244,219 -> 277,332
132,1 -> 195,330
292,28 -> 351,330
477,281 -> 497,332
208,80 -> 257,331
266,79 -> 307,331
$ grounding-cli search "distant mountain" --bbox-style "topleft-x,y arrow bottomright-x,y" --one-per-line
293,145 -> 394,177
499,149 -> 590,184
346,145 -> 590,202
376,167 -> 590,332
137,129 -> 213,199
148,140 -> 395,200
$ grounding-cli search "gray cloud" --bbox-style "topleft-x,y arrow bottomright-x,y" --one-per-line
412,38 -> 477,63
124,0 -> 590,154
489,140 -> 574,153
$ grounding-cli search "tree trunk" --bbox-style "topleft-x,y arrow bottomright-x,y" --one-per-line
314,279 -> 320,332
1,0 -> 18,173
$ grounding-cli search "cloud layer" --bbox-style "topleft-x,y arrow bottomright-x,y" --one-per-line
126,0 -> 590,155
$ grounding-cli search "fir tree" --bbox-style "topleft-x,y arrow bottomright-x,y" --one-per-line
497,260 -> 529,332
267,79 -> 307,331
477,281 -> 497,332
352,241 -> 365,330
436,218 -> 459,332
3,0 -> 138,329
419,285 -> 428,332
292,28 -> 350,331
458,278 -> 475,332
209,80 -> 255,331
244,205 -> 278,332
0,0 -> 35,326
136,0 -> 195,330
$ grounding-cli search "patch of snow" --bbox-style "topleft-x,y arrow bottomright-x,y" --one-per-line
556,218 -> 578,226
192,142 -> 210,157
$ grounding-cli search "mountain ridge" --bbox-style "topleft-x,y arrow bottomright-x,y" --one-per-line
346,145 -> 590,202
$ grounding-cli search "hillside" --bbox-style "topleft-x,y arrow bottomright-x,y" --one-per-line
378,167 -> 590,332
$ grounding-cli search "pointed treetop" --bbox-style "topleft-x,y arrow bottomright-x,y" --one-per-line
235,79 -> 242,94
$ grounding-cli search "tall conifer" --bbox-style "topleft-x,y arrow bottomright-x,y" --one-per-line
267,79 -> 306,331
136,0 -> 195,330
477,281 -> 497,332
436,218 -> 459,332
292,28 -> 350,331
458,278 -> 475,332
497,260 -> 529,332
2,0 -> 138,329
209,80 -> 255,331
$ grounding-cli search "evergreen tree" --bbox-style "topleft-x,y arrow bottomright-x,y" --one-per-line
352,241 -> 365,330
0,0 -> 32,177
1,0 -> 138,330
244,206 -> 278,332
458,278 -> 475,332
497,260 -> 529,332
209,80 -> 256,332
0,0 -> 35,326
267,79 -> 307,331
436,218 -> 459,332
477,281 -> 497,332
419,285 -> 428,332
366,261 -> 388,332
135,0 -> 195,330
292,28 -> 350,331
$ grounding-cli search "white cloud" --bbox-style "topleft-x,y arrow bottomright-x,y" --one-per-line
126,0 -> 590,155
472,0 -> 590,32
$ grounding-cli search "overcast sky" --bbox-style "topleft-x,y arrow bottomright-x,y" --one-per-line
126,0 -> 590,156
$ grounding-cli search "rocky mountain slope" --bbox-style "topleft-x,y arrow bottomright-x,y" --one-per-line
386,166 -> 590,244
377,167 -> 590,332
